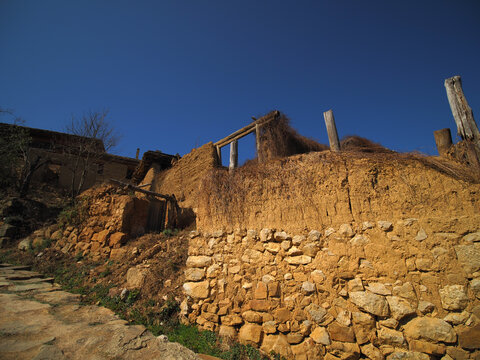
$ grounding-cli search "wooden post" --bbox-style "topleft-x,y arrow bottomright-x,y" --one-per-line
135,148 -> 140,159
255,123 -> 262,163
434,128 -> 453,157
444,76 -> 480,142
229,140 -> 238,170
323,109 -> 341,151
216,145 -> 222,166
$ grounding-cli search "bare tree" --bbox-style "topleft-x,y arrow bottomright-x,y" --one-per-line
63,110 -> 120,200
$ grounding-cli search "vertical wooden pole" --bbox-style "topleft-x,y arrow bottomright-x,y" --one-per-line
255,123 -> 262,163
434,128 -> 453,157
229,140 -> 238,170
135,148 -> 140,159
444,76 -> 480,142
323,109 -> 341,152
216,145 -> 222,166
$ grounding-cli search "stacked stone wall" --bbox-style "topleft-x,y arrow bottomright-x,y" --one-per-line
182,215 -> 480,359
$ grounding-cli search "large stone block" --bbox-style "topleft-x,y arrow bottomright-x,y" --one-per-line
403,317 -> 456,343
183,281 -> 210,299
238,323 -> 263,345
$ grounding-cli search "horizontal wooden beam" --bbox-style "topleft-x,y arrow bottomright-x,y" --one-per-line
109,178 -> 175,201
214,110 -> 279,148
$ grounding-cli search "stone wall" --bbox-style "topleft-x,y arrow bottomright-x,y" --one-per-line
181,215 -> 480,359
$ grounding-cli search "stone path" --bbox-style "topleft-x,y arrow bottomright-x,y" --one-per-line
0,264 -> 200,360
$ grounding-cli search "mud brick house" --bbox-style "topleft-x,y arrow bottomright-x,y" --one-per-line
0,123 -> 144,192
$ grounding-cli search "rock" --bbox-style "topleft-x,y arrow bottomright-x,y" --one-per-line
386,296 -> 415,320
327,341 -> 360,360
0,224 -> 17,238
109,248 -> 127,260
348,278 -> 364,292
259,228 -> 273,242
184,268 -> 205,281
281,240 -> 291,251
126,267 -> 148,289
415,229 -> 427,241
352,312 -> 375,345
301,281 -> 316,294
350,234 -> 370,246
366,283 -> 391,296
336,310 -> 352,327
443,311 -> 469,325
285,255 -> 312,265
308,230 -> 321,242
221,314 -> 243,326
379,318 -> 398,329
287,247 -> 302,256
377,327 -> 406,347
302,243 -> 319,257
417,300 -> 434,314
218,325 -> 236,338
51,230 -> 63,240
286,332 -> 304,344
325,227 -> 335,237
261,334 -> 292,359
274,231 -> 290,241
238,323 -> 263,345
361,343 -> 384,360
408,339 -> 445,356
263,321 -> 277,334
273,308 -> 291,323
310,326 -> 330,345
254,282 -> 268,299
249,300 -> 271,312
186,256 -> 212,268
439,285 -> 468,310
338,224 -> 354,237
311,270 -> 325,283
377,221 -> 393,231
349,291 -> 389,317
183,281 -> 210,299
328,322 -> 355,342
471,278 -> 480,298
246,229 -> 257,240
306,304 -> 327,323
457,324 -> 480,350
463,232 -> 480,242
264,242 -> 281,254
386,351 -> 429,360
242,311 -> 263,323
403,317 -> 456,343
292,235 -> 305,245
392,282 -> 417,302
455,244 -> 480,274
261,274 -> 275,283
362,221 -> 374,230
18,238 -> 32,251
108,232 -> 127,247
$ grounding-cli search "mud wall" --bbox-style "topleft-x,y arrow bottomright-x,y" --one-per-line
182,216 -> 480,359
196,152 -> 480,233
147,142 -> 218,210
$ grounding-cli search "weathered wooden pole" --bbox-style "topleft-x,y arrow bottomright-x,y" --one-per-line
255,123 -> 262,163
229,140 -> 238,170
444,76 -> 480,142
216,145 -> 222,166
323,109 -> 341,151
433,128 -> 453,157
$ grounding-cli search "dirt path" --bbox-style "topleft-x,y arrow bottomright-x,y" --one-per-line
0,263 -> 200,360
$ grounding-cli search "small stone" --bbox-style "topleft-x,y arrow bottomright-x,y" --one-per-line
308,230 -> 321,241
126,267 -> 148,288
311,270 -> 325,283
186,256 -> 213,268
415,229 -> 428,241
378,221 -> 393,231
349,291 -> 389,316
350,234 -> 370,246
254,282 -> 268,299
246,229 -> 257,240
417,300 -> 434,314
361,343 -> 383,360
183,281 -> 210,299
281,240 -> 291,251
362,221 -> 374,230
328,322 -> 355,342
403,317 -> 456,343
287,246 -> 302,256
338,224 -> 354,237
306,304 -> 327,323
284,273 -> 293,280
463,232 -> 480,243
471,278 -> 480,298
274,231 -> 290,241
259,228 -> 273,242
242,311 -> 263,323
18,238 -> 32,251
263,321 -> 277,334
379,318 -> 399,329
377,327 -> 406,347
443,311 -> 469,325
286,332 -> 304,344
348,278 -> 364,292
439,285 -> 468,310
292,235 -> 306,245
285,255 -> 312,265
366,283 -> 391,295
262,274 -> 275,283
386,296 -> 416,320
409,339 -> 445,356
458,323 -> 480,350
336,310 -> 352,327
238,324 -> 262,345
184,268 -> 205,281
454,244 -> 480,274
386,351 -> 429,360
264,242 -> 281,254
392,282 -> 417,301
310,326 -> 330,345
302,243 -> 319,257
302,281 -> 316,294
325,227 -> 335,237
221,314 -> 243,326
219,325 -> 236,338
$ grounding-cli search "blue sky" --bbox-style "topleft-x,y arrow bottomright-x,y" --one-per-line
1,1 -> 479,164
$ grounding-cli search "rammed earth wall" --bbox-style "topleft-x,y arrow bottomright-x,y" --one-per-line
182,215 -> 480,359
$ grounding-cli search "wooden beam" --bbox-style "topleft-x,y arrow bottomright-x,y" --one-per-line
434,128 -> 453,157
445,76 -> 480,142
255,123 -> 262,163
214,110 -> 279,148
323,109 -> 341,152
109,178 -> 175,201
216,145 -> 222,165
229,140 -> 238,170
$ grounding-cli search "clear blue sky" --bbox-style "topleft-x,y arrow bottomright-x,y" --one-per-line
1,1 -> 479,165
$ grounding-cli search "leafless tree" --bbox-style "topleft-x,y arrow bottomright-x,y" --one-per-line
63,110 -> 120,200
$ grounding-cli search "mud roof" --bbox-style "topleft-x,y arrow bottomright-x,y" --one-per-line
132,150 -> 179,184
